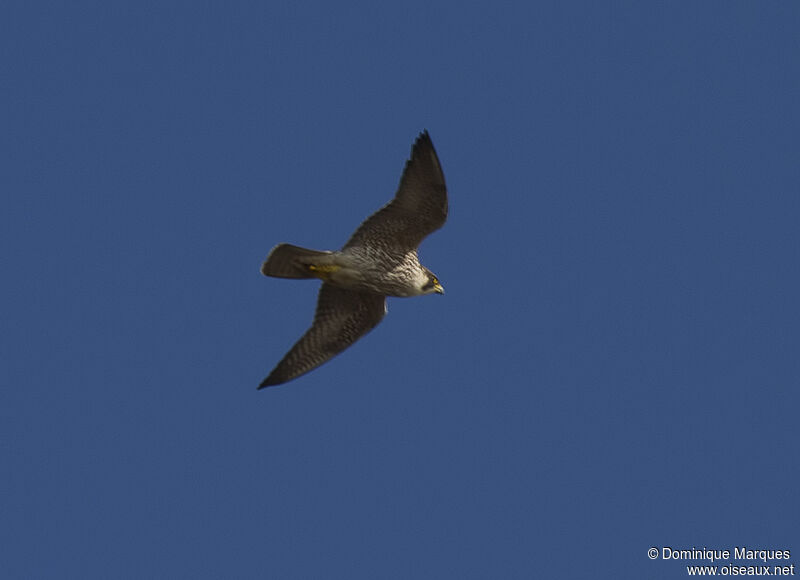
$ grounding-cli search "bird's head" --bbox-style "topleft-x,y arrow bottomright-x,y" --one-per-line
420,268 -> 445,295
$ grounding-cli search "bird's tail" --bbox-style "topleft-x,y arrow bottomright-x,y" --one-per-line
260,243 -> 333,279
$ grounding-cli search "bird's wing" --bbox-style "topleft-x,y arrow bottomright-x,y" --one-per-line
259,284 -> 387,388
343,131 -> 447,254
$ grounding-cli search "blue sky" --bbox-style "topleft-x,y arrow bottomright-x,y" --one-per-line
2,2 -> 798,578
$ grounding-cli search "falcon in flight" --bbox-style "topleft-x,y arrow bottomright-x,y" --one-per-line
259,130 -> 447,388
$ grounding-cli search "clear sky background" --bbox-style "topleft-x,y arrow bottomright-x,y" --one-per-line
3,2 -> 798,579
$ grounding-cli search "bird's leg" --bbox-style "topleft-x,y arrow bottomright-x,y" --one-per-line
307,263 -> 341,281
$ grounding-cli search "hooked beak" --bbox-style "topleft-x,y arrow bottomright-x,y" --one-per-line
434,282 -> 445,295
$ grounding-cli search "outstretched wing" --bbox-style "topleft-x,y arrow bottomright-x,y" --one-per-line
259,284 -> 387,388
343,130 -> 447,254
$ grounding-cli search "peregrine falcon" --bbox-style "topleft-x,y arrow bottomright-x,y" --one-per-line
258,130 -> 447,388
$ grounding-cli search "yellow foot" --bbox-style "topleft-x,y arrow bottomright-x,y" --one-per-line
308,264 -> 341,280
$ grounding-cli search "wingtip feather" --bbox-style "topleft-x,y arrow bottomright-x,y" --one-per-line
258,376 -> 280,389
